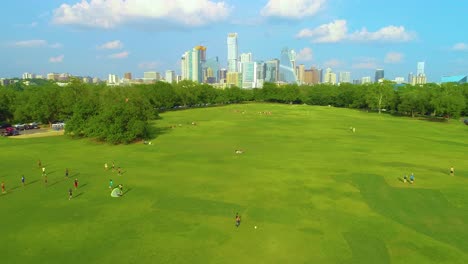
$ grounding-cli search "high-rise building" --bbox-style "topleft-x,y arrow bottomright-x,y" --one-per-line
310,67 -> 321,84
408,72 -> 414,84
22,72 -> 34,79
279,48 -> 298,83
414,62 -> 427,85
124,72 -> 132,80
417,62 -> 425,76
304,70 -> 313,84
339,72 -> 351,83
165,70 -> 175,83
239,52 -> 252,73
227,72 -> 242,87
394,77 -> 405,84
375,69 -> 384,83
218,68 -> 227,83
256,62 -> 266,83
204,57 -> 219,83
108,74 -> 119,84
47,73 -> 60,81
242,61 -> 257,88
324,68 -> 337,84
318,68 -> 323,83
362,76 -> 372,84
144,71 -> 160,82
297,64 -> 305,84
181,46 -> 206,83
265,59 -> 280,83
227,33 -> 238,72
92,77 -> 101,84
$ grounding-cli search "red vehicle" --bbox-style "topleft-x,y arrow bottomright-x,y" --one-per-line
2,127 -> 19,136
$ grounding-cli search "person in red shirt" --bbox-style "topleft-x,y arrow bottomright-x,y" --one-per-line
74,179 -> 79,190
1,182 -> 5,193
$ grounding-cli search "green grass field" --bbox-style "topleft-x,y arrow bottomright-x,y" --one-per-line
1,103 -> 467,264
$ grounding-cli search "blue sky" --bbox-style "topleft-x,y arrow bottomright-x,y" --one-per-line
1,0 -> 467,82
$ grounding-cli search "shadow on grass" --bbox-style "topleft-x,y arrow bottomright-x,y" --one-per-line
26,179 -> 40,186
75,192 -> 84,198
81,183 -> 88,188
49,178 -> 67,187
123,188 -> 132,195
146,125 -> 171,141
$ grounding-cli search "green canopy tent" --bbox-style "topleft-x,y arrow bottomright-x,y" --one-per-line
111,187 -> 122,197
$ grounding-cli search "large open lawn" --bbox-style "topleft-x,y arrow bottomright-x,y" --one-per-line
0,103 -> 467,263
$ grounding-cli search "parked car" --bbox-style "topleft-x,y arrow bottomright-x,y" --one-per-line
14,124 -> 26,130
25,122 -> 40,129
3,127 -> 19,136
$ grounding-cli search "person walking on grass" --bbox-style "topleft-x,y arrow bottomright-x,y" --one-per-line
450,167 -> 454,176
117,167 -> 122,176
1,182 -> 5,193
74,179 -> 79,190
403,175 -> 407,183
109,179 -> 113,189
37,159 -> 42,168
410,173 -> 415,184
112,161 -> 115,171
104,163 -> 108,171
42,167 -> 46,176
235,213 -> 241,228
65,168 -> 69,178
68,188 -> 73,200
21,175 -> 25,186
44,175 -> 48,185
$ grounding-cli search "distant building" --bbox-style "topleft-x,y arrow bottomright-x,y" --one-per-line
36,75 -> 44,79
413,62 -> 427,85
353,80 -> 362,85
324,68 -> 337,85
124,72 -> 132,80
92,77 -> 101,84
375,69 -> 384,83
0,78 -> 10,86
297,64 -> 305,85
22,72 -> 34,79
279,48 -> 297,84
226,72 -> 242,87
82,76 -> 92,84
227,33 -> 239,72
180,46 -> 205,83
339,72 -> 351,83
265,59 -> 280,83
143,71 -> 160,82
47,73 -> 59,81
165,70 -> 175,83
218,68 -> 227,83
394,77 -> 405,84
108,74 -> 119,85
417,62 -> 425,76
440,75 -> 467,84
362,76 -> 372,84
242,61 -> 257,88
408,72 -> 414,84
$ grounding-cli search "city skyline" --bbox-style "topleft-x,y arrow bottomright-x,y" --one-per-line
1,0 -> 467,82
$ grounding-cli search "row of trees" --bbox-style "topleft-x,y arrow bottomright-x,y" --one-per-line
0,79 -> 467,143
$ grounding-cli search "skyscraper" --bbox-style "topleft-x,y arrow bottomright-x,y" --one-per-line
265,59 -> 280,83
417,62 -> 425,76
324,68 -> 337,85
124,72 -> 132,80
297,64 -> 305,84
227,33 -> 238,72
181,46 -> 206,83
311,67 -> 321,84
165,70 -> 175,83
279,48 -> 298,83
375,69 -> 384,83
339,72 -> 351,83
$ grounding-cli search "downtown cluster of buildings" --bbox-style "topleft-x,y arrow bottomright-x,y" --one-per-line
2,33 -> 467,88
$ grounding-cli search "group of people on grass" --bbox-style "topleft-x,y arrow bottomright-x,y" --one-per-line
1,159 -> 125,199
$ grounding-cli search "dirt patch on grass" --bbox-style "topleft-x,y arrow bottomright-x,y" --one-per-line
10,129 -> 64,139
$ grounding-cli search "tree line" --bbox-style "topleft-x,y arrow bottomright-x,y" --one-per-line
0,79 -> 466,144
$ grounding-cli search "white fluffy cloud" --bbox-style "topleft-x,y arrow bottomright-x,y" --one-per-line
108,51 -> 129,59
261,0 -> 326,19
13,40 -> 48,47
296,20 -> 347,43
324,59 -> 343,68
452,43 -> 468,51
52,0 -> 230,29
138,61 -> 159,70
296,47 -> 313,62
384,52 -> 404,63
98,40 -> 123,50
297,20 -> 415,43
49,55 -> 64,63
352,58 -> 378,69
13,40 -> 63,48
